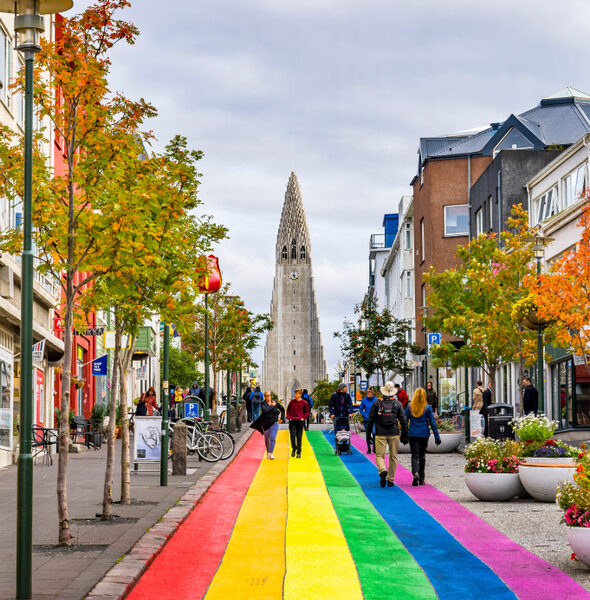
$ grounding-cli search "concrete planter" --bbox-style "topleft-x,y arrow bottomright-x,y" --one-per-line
567,527 -> 590,567
427,431 -> 462,453
523,457 -> 575,465
518,462 -> 576,502
465,472 -> 523,501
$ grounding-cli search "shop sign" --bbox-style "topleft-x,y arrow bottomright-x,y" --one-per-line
92,355 -> 108,376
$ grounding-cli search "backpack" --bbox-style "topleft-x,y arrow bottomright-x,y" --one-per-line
378,397 -> 397,427
251,391 -> 263,405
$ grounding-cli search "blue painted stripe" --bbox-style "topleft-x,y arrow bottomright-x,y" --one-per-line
324,432 -> 517,600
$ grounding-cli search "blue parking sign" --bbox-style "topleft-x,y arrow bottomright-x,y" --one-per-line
360,380 -> 368,391
185,402 -> 199,418
427,332 -> 441,355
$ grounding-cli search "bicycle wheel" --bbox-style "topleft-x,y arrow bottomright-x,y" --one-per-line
209,430 -> 235,460
196,433 -> 223,462
185,424 -> 199,454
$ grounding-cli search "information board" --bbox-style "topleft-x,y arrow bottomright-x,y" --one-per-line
133,416 -> 162,462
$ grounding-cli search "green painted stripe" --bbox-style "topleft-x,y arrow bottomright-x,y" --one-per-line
307,431 -> 437,600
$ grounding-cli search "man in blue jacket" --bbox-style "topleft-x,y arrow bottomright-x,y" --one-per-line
302,389 -> 314,430
359,387 -> 377,454
329,383 -> 353,423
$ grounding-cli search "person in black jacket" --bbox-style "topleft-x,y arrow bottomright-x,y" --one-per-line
522,377 -> 538,416
242,386 -> 252,421
329,383 -> 353,421
367,381 -> 409,488
250,391 -> 285,459
481,382 -> 493,436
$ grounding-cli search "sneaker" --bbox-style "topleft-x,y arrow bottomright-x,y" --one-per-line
412,473 -> 420,487
379,471 -> 387,488
291,449 -> 296,457
268,453 -> 275,460
297,453 -> 301,458
419,480 -> 425,486
387,481 -> 394,487
366,448 -> 372,454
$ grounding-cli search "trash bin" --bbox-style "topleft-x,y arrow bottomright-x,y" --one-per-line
487,403 -> 515,440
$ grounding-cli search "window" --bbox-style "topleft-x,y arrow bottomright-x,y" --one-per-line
405,222 -> 411,250
444,205 -> 469,236
293,335 -> 295,340
294,365 -> 296,370
405,271 -> 412,298
293,305 -> 296,311
293,349 -> 296,355
475,208 -> 483,236
281,246 -> 288,260
532,185 -> 559,225
563,165 -> 586,209
300,246 -> 306,260
488,196 -> 493,231
0,28 -> 6,106
291,239 -> 297,259
420,218 -> 425,261
0,355 -> 12,449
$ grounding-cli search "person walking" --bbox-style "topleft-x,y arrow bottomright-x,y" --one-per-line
188,381 -> 201,399
426,381 -> 439,414
144,387 -> 159,416
135,392 -> 147,416
329,383 -> 354,422
250,386 -> 264,422
359,387 -> 377,453
482,382 -> 493,436
394,383 -> 409,409
405,387 -> 441,486
251,391 -> 285,459
367,381 -> 408,488
242,386 -> 252,421
472,380 -> 485,413
522,377 -> 538,416
302,389 -> 314,430
286,388 -> 310,458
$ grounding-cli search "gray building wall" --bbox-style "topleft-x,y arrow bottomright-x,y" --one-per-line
469,149 -> 563,238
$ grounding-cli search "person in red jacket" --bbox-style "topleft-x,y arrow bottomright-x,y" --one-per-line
286,388 -> 310,458
395,383 -> 409,409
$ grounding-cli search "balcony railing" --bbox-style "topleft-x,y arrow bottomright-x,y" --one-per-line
370,234 -> 385,249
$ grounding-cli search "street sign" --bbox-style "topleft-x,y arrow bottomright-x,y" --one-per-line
92,355 -> 107,376
360,380 -> 368,391
426,332 -> 441,355
185,402 -> 200,418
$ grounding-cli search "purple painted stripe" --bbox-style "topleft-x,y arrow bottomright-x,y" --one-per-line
350,433 -> 590,600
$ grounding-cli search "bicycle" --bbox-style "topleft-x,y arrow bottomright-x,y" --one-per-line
167,420 -> 223,462
182,417 -> 235,460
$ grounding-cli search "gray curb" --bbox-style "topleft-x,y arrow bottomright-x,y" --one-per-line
85,429 -> 254,600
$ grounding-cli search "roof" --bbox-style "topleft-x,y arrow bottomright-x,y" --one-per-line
416,87 -> 590,175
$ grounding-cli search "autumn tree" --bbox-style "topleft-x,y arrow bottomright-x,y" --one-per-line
532,201 -> 590,357
424,206 -> 538,399
185,284 -> 271,409
312,379 -> 342,408
334,291 -> 410,384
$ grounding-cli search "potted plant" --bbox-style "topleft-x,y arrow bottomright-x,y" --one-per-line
464,437 -> 524,501
557,449 -> 590,566
89,403 -> 106,447
427,416 -> 462,453
514,414 -> 577,501
511,294 -> 553,331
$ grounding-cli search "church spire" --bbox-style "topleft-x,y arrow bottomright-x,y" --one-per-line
276,172 -> 311,264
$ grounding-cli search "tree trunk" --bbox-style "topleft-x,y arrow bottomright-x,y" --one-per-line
487,365 -> 497,403
119,335 -> 136,505
102,320 -> 121,520
57,291 -> 74,545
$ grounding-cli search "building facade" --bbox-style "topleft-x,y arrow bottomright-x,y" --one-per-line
262,173 -> 327,403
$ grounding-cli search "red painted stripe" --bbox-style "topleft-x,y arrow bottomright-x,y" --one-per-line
127,434 -> 265,600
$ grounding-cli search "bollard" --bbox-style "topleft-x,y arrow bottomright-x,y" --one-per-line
172,421 -> 187,476
228,405 -> 237,434
235,403 -> 243,432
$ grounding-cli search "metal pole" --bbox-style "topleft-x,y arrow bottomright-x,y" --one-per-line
537,257 -> 544,414
204,294 -> 210,422
16,53 -> 35,600
226,369 -> 231,432
424,329 -> 428,388
160,324 -> 169,486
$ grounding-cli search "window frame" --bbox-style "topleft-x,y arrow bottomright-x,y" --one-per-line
443,204 -> 469,237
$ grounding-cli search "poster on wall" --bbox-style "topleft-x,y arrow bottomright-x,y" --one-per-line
133,416 -> 161,462
470,411 -> 484,438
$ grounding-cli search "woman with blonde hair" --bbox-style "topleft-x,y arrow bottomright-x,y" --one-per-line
404,387 -> 441,486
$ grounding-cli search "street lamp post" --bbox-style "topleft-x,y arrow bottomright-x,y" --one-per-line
160,323 -> 169,486
0,2 -> 73,598
531,234 -> 553,414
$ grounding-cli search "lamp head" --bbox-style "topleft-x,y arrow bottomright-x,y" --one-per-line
528,233 -> 554,260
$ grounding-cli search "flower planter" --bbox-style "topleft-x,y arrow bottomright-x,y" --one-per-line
465,472 -> 524,501
567,527 -> 590,567
524,457 -> 575,465
518,462 -> 576,502
427,431 -> 462,453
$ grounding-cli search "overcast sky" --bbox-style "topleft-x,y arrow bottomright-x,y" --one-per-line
79,0 -> 590,376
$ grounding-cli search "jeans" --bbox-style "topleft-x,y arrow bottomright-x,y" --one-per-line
289,420 -> 304,453
375,435 -> 400,482
409,436 -> 429,482
252,403 -> 262,422
264,422 -> 279,453
364,420 -> 375,450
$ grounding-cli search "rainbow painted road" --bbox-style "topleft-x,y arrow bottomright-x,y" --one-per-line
128,430 -> 590,600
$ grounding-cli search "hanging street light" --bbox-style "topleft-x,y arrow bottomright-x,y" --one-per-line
0,2 -> 74,598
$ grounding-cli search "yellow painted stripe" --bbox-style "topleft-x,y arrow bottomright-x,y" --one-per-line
205,430 -> 288,600
284,432 -> 364,600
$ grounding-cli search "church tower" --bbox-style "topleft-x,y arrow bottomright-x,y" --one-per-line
262,172 -> 327,403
